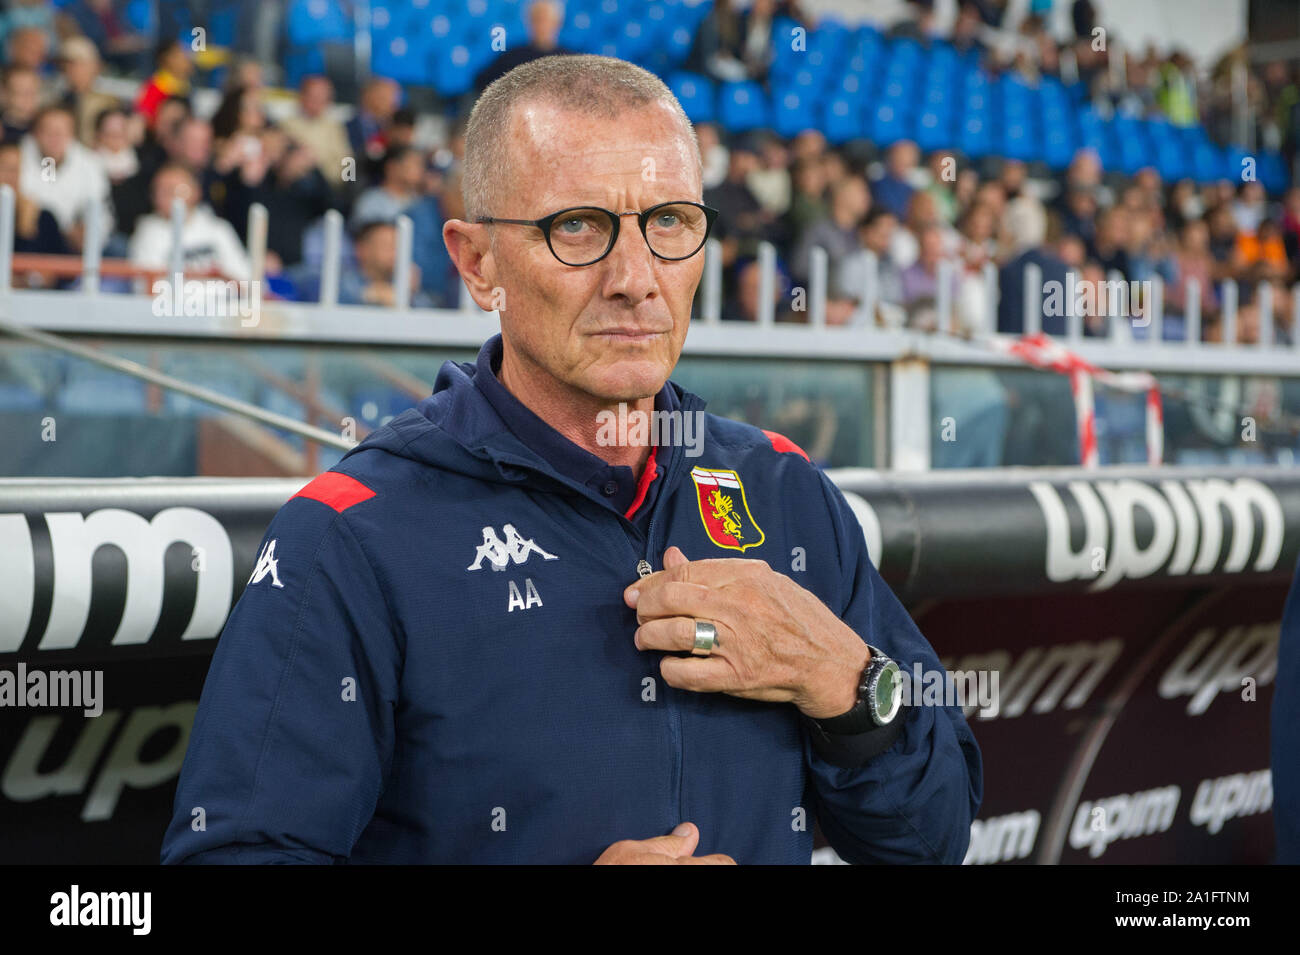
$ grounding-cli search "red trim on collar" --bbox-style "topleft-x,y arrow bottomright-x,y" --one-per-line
623,445 -> 660,520
292,472 -> 376,513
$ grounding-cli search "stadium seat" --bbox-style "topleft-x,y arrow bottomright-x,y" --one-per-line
719,81 -> 770,132
669,72 -> 716,124
287,0 -> 351,46
821,96 -> 863,144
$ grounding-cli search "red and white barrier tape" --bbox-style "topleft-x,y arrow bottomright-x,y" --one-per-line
992,333 -> 1164,467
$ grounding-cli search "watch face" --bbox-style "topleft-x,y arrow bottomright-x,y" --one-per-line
873,661 -> 903,724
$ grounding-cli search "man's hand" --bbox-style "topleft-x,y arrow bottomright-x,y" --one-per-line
624,547 -> 870,720
594,823 -> 736,865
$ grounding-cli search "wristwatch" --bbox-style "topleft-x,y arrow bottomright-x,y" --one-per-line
814,645 -> 904,736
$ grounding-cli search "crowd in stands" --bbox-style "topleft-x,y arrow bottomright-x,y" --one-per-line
0,0 -> 1295,346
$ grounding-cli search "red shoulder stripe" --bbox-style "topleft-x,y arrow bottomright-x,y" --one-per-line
292,472 -> 376,513
762,429 -> 810,462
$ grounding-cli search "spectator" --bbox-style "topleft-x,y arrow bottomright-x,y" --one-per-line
19,105 -> 113,250
900,223 -> 961,329
350,145 -> 424,230
871,140 -> 919,218
279,75 -> 351,193
337,220 -> 430,308
6,26 -> 51,75
210,84 -> 267,146
0,0 -> 57,53
346,76 -> 400,165
385,107 -> 418,150
921,150 -> 960,224
473,0 -> 570,92
998,196 -> 1070,335
134,40 -> 193,130
721,256 -> 796,322
0,140 -> 67,267
223,127 -> 335,268
704,142 -> 770,264
1232,180 -> 1268,234
129,163 -> 250,280
1167,219 -> 1221,322
1087,206 -> 1133,279
842,206 -> 905,322
782,155 -> 828,249
406,189 -> 457,308
93,106 -> 138,183
745,132 -> 792,216
696,122 -> 729,190
686,0 -> 747,82
56,36 -> 117,147
790,174 -> 870,289
59,0 -> 151,75
113,113 -> 213,238
1,66 -> 41,143
1234,216 -> 1289,282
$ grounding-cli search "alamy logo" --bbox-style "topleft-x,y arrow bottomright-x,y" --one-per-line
468,524 -> 559,572
248,540 -> 284,588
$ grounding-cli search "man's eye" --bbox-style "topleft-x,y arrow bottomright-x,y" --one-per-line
654,214 -> 681,229
557,217 -> 590,234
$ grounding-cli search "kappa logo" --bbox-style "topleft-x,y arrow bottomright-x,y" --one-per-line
248,539 -> 284,588
468,524 -> 559,571
691,467 -> 765,552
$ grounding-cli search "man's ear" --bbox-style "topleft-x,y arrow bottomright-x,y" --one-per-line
443,219 -> 501,311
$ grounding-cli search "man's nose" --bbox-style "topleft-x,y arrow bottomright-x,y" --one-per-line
601,216 -> 657,304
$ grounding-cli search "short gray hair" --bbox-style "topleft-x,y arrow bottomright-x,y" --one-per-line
461,54 -> 701,219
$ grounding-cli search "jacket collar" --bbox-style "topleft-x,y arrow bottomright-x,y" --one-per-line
415,335 -> 705,520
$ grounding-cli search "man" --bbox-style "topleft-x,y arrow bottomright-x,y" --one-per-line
472,0 -> 570,93
112,113 -> 213,239
872,139 -> 919,219
789,174 -> 870,292
1,65 -> 42,143
18,104 -> 113,249
336,219 -> 431,308
349,144 -> 424,231
162,55 -> 981,865
56,35 -> 118,146
278,74 -> 351,191
345,76 -> 400,166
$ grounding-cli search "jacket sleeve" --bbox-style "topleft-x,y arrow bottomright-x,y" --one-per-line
160,497 -> 402,864
801,471 -> 984,864
1271,556 -> 1300,864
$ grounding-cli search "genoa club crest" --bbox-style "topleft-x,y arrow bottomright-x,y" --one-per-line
690,467 -> 765,552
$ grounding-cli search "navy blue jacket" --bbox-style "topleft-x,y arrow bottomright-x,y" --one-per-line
162,337 -> 982,864
1273,555 -> 1300,863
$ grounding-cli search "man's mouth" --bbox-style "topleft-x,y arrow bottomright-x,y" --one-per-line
592,327 -> 670,344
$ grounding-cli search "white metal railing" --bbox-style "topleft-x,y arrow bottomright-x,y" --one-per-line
1,186 -> 1299,379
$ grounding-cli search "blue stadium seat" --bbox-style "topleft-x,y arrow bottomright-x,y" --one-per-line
1259,150 -> 1289,194
821,97 -> 863,144
718,81 -> 770,132
870,97 -> 913,145
774,89 -> 812,138
432,43 -> 477,96
559,8 -> 600,50
915,105 -> 953,152
287,0 -> 351,46
959,112 -> 992,158
374,33 -> 432,85
669,72 -> 715,123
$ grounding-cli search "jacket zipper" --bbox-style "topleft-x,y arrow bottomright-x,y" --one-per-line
634,465 -> 683,829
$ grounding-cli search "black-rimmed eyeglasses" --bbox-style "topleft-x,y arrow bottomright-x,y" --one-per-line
474,201 -> 719,267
